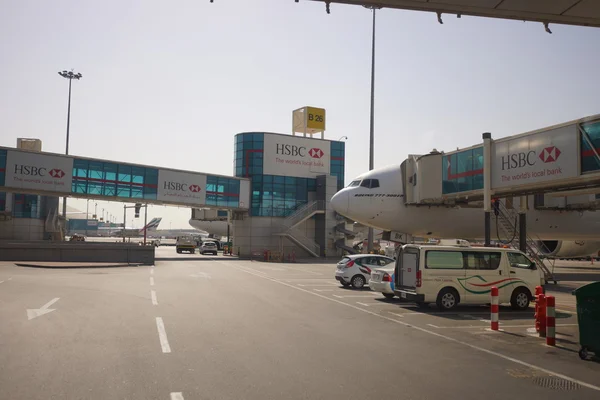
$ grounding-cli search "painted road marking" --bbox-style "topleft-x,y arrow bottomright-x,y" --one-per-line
151,290 -> 158,306
297,283 -> 338,287
332,294 -> 378,299
432,323 -> 580,330
170,392 -> 184,400
190,272 -> 211,279
427,324 -> 441,328
356,302 -> 371,307
313,289 -> 334,292
229,263 -> 600,393
0,280 -> 4,284
150,277 -> 155,286
150,269 -> 154,275
155,317 -> 171,353
460,314 -> 490,323
27,298 -> 60,321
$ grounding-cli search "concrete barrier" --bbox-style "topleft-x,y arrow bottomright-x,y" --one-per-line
0,241 -> 154,265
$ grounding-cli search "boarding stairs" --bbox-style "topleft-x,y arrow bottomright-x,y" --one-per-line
334,222 -> 358,255
276,201 -> 325,257
495,202 -> 557,284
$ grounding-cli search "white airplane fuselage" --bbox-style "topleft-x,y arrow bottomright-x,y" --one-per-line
330,165 -> 600,241
188,219 -> 229,238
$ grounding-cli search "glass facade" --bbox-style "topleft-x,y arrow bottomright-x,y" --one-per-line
331,141 -> 345,191
71,158 -> 159,200
442,147 -> 484,194
0,149 -> 5,212
205,175 -> 240,208
580,120 -> 600,173
234,132 -> 344,217
12,194 -> 41,219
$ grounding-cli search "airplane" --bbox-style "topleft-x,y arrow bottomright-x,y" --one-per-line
330,164 -> 600,259
188,219 -> 229,239
104,217 -> 163,237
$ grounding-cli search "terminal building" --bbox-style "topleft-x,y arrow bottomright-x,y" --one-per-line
0,106 -> 353,259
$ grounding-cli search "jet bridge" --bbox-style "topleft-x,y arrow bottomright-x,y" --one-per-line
402,114 -> 600,207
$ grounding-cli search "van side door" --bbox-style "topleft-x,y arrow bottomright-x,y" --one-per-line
462,251 -> 506,304
423,250 -> 466,302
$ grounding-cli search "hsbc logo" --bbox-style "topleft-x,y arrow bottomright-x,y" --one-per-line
49,169 -> 65,178
14,164 -> 47,177
163,181 -> 201,193
308,148 -> 324,159
538,146 -> 561,163
501,146 -> 561,171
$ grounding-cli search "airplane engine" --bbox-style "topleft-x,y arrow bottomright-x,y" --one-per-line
536,240 -> 600,258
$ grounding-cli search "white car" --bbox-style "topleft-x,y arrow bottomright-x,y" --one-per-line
370,265 -> 396,299
335,255 -> 395,289
200,241 -> 218,255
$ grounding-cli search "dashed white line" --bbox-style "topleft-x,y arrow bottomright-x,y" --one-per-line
229,262 -> 600,393
155,317 -> 171,353
170,392 -> 184,399
151,290 -> 158,306
313,289 -> 334,292
150,277 -> 155,286
0,280 -> 4,284
356,302 -> 371,307
150,269 -> 154,275
333,294 -> 377,299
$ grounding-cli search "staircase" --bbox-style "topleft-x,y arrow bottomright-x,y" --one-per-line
334,222 -> 358,254
495,202 -> 557,284
276,201 -> 325,257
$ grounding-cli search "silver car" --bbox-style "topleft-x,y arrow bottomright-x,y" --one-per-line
200,241 -> 218,255
335,255 -> 395,289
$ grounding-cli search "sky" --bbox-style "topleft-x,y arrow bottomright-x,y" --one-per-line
1,0 -> 599,228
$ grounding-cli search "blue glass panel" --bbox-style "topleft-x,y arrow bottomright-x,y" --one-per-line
88,161 -> 103,180
88,182 -> 102,195
132,167 -> 144,184
581,121 -> 600,173
145,168 -> 158,185
118,165 -> 131,183
117,184 -> 131,197
0,192 -> 5,211
274,176 -> 285,184
104,163 -> 117,182
131,187 -> 143,198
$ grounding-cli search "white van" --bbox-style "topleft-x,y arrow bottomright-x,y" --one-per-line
394,244 -> 545,311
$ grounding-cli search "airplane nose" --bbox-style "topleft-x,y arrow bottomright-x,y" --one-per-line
330,190 -> 349,215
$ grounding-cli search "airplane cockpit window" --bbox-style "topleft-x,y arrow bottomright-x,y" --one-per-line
348,180 -> 361,187
360,179 -> 380,189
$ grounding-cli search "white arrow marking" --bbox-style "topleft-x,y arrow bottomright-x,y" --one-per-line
27,298 -> 60,320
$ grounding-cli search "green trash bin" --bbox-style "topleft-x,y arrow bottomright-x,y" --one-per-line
572,281 -> 600,360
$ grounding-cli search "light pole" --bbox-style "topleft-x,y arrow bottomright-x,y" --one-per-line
58,69 -> 82,219
364,5 -> 380,253
94,203 -> 98,219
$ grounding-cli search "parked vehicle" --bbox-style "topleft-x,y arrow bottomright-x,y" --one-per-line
200,241 -> 218,255
370,265 -> 396,299
394,244 -> 545,311
176,236 -> 196,254
335,254 -> 395,289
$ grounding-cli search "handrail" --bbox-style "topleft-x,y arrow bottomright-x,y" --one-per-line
284,226 -> 320,257
282,200 -> 325,229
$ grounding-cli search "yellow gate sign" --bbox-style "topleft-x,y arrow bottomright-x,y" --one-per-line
306,107 -> 326,131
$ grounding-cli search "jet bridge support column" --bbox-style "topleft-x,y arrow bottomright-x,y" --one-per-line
519,196 -> 528,253
483,132 -> 492,247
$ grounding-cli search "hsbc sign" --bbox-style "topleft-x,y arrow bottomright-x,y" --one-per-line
157,169 -> 206,205
5,151 -> 73,193
492,125 -> 578,189
264,134 -> 331,178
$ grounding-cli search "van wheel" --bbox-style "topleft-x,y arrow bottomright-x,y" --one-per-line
510,287 -> 531,310
177,249 -> 181,254
351,275 -> 366,289
436,288 -> 459,311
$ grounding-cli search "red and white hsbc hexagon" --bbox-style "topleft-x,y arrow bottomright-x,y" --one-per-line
157,169 -> 207,205
263,134 -> 331,179
492,124 -> 578,189
5,150 -> 74,193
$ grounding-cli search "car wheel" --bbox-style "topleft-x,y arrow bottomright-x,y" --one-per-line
579,347 -> 589,360
351,275 -> 366,289
383,293 -> 395,299
510,287 -> 531,310
177,249 -> 181,254
436,288 -> 459,311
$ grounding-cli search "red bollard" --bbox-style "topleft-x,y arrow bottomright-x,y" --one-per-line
534,286 -> 543,332
538,294 -> 547,338
491,286 -> 499,331
546,296 -> 556,346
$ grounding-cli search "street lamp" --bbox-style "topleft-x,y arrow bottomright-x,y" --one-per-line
58,69 -> 82,219
364,5 -> 381,253
338,136 -> 348,141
